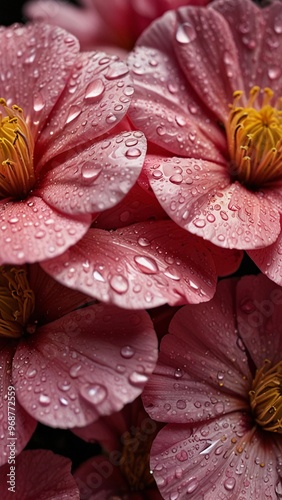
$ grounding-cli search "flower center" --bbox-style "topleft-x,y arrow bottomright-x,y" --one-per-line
226,86 -> 282,188
249,359 -> 282,433
0,266 -> 35,338
0,99 -> 35,200
119,428 -> 155,491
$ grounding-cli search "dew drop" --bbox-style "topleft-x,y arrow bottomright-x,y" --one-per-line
193,218 -> 206,228
186,477 -> 198,493
65,105 -> 81,124
84,79 -> 105,100
268,66 -> 281,80
176,22 -> 197,44
80,383 -> 107,404
129,371 -> 148,385
81,162 -> 102,182
137,237 -> 150,247
109,274 -> 129,294
38,394 -> 51,406
120,345 -> 135,359
33,93 -> 45,112
105,64 -> 129,80
169,174 -> 183,184
125,148 -> 141,158
69,363 -> 82,378
224,477 -> 236,491
26,367 -> 37,378
134,255 -> 159,274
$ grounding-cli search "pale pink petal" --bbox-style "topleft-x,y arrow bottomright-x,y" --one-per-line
0,449 -> 79,499
41,221 -> 217,309
213,0 -> 282,95
0,197 -> 90,265
151,413 -> 282,499
247,230 -> 282,286
40,131 -> 146,215
24,0 -> 107,49
127,18 -> 226,158
145,156 -> 280,249
0,342 -> 37,467
142,280 -> 251,423
0,23 -> 79,139
13,304 -> 157,428
93,182 -> 167,229
236,274 -> 282,368
204,240 -> 243,277
37,52 -> 135,168
172,5 -> 244,121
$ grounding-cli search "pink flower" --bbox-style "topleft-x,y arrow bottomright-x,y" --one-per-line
0,263 -> 157,465
142,274 -> 282,499
0,23 -> 145,265
0,449 -> 79,499
73,397 -> 162,499
40,175 -> 243,309
127,0 -> 282,285
24,0 -> 211,50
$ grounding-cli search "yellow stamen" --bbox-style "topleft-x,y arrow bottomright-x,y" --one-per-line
226,86 -> 282,188
119,429 -> 155,491
0,98 -> 34,199
0,266 -> 35,338
249,359 -> 282,433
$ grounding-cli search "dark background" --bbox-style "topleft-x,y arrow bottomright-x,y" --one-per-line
1,0 -> 78,26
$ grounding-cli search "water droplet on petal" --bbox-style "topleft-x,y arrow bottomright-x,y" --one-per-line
109,274 -> 129,294
120,345 -> 135,359
186,477 -> 198,493
125,148 -> 141,158
80,383 -> 107,404
65,105 -> 81,124
81,162 -> 102,182
129,371 -> 148,385
105,64 -> 129,80
33,93 -> 45,112
69,363 -> 82,378
38,394 -> 51,406
137,237 -> 150,247
134,255 -> 159,274
224,477 -> 236,491
176,22 -> 197,44
84,79 -> 104,102
268,66 -> 281,80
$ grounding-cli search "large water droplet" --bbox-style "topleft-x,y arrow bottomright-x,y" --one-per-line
33,93 -> 45,112
120,345 -> 135,359
80,383 -> 107,404
38,394 -> 51,406
65,105 -> 81,124
84,79 -> 105,100
81,162 -> 102,183
109,274 -> 129,294
176,22 -> 197,44
105,64 -> 129,80
224,477 -> 236,491
134,255 -> 159,274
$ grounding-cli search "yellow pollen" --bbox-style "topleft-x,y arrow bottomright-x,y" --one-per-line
0,98 -> 35,199
226,86 -> 282,188
249,359 -> 282,433
119,429 -> 155,491
0,266 -> 35,338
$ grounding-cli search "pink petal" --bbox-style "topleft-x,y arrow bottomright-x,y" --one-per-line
151,413 -> 281,499
214,0 -> 282,95
0,342 -> 37,467
236,274 -> 282,368
145,156 -> 280,249
40,131 -> 146,215
13,304 -> 157,428
247,231 -> 282,286
0,449 -> 79,499
0,197 -> 91,265
0,24 -> 79,139
172,5 -> 244,121
36,52 -> 135,168
142,279 -> 251,423
127,24 -> 226,158
204,240 -> 243,277
93,182 -> 167,229
41,221 -> 217,309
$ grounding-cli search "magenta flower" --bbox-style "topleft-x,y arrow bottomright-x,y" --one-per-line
0,23 -> 145,265
127,0 -> 282,285
0,263 -> 157,465
74,397 -> 162,499
0,449 -> 79,499
142,274 -> 282,499
24,0 -> 211,50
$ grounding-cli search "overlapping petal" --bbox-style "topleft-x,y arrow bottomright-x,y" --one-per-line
13,304 -> 157,428
41,221 -> 217,309
0,449 -> 79,499
151,414 -> 279,500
